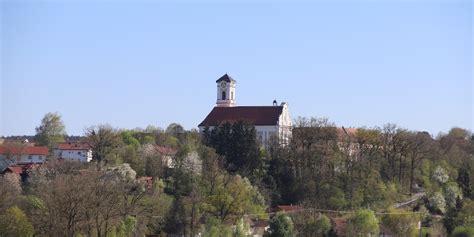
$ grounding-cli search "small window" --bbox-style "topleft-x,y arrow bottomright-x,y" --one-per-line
78,151 -> 81,155
222,91 -> 226,100
28,155 -> 33,160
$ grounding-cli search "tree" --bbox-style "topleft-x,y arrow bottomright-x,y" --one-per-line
164,197 -> 187,235
432,166 -> 449,184
266,212 -> 294,237
452,226 -> 474,237
85,165 -> 144,237
27,162 -> 145,237
448,128 -> 471,140
166,123 -> 184,137
0,206 -> 34,237
316,183 -> 347,210
406,131 -> 432,195
444,182 -> 463,209
428,192 -> 447,214
381,208 -> 419,237
31,173 -> 90,236
298,213 -> 331,237
121,130 -> 140,149
453,200 -> 474,231
35,112 -> 66,150
202,217 -> 233,237
346,209 -> 379,237
202,174 -> 266,223
85,124 -> 122,166
457,166 -> 472,198
288,117 -> 340,207
0,173 -> 21,213
113,215 -> 137,237
203,121 -> 262,176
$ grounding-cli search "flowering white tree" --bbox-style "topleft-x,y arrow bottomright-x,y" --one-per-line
444,182 -> 463,209
429,192 -> 447,214
432,166 -> 449,184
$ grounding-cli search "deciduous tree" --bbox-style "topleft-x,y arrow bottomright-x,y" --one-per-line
266,212 -> 294,237
346,209 -> 379,237
35,112 -> 66,150
0,206 -> 34,237
203,121 -> 262,176
85,124 -> 122,166
381,208 -> 419,237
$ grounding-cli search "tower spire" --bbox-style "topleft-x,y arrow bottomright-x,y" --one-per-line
216,74 -> 236,107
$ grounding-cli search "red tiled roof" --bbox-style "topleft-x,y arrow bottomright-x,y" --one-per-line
199,106 -> 283,127
155,146 -> 177,156
57,142 -> 90,150
138,176 -> 153,189
6,166 -> 23,174
0,145 -> 48,155
2,164 -> 38,174
276,205 -> 303,213
331,218 -> 348,236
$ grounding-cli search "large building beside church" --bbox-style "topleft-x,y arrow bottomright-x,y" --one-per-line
198,74 -> 292,145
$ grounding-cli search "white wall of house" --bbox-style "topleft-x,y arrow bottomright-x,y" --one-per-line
277,102 -> 292,145
0,154 -> 46,164
53,149 -> 92,162
254,125 -> 279,145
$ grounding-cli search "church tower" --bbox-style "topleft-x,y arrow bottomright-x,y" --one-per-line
216,74 -> 236,107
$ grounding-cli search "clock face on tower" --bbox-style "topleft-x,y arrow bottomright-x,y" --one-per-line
220,82 -> 226,89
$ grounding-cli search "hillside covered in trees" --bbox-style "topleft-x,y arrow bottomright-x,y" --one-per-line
0,113 -> 473,236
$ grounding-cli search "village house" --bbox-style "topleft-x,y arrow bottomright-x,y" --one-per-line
0,164 -> 38,182
53,142 -> 93,162
142,143 -> 202,172
154,145 -> 178,167
0,145 -> 48,164
199,74 -> 292,146
249,219 -> 269,237
331,218 -> 348,237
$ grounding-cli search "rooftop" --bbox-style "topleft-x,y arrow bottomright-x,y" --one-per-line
199,106 -> 284,127
0,145 -> 49,155
56,142 -> 91,150
215,73 -> 236,83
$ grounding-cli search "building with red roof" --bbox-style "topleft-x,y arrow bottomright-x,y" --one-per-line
198,74 -> 292,145
0,145 -> 48,164
331,218 -> 348,237
155,146 -> 177,157
4,166 -> 23,175
53,142 -> 92,162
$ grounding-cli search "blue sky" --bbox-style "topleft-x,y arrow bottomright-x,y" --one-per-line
1,0 -> 472,136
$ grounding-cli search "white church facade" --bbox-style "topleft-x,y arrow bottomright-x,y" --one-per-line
198,74 -> 292,145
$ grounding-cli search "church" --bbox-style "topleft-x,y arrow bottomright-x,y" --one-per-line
198,74 -> 292,145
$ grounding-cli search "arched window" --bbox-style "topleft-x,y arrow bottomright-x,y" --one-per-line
222,91 -> 226,100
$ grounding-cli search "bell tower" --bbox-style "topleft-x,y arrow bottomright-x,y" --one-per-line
216,74 -> 236,107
